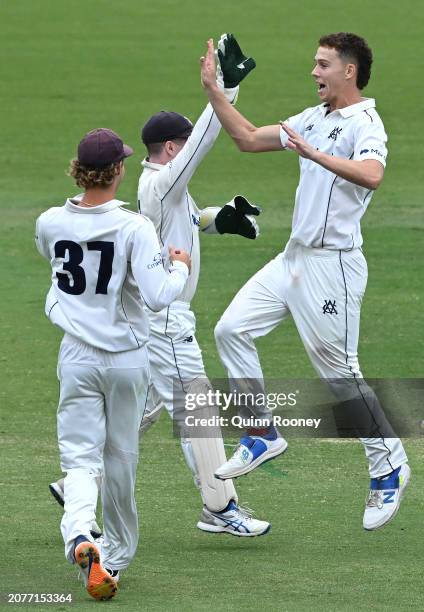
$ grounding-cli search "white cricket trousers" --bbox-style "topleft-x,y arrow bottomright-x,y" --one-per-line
57,334 -> 149,570
215,243 -> 408,478
140,302 -> 237,511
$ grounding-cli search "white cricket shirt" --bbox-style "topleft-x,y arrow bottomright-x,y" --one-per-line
137,100 -> 232,304
35,197 -> 188,351
279,98 -> 387,250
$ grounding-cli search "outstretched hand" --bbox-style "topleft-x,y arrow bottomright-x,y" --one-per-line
217,33 -> 256,87
280,123 -> 318,160
200,39 -> 218,90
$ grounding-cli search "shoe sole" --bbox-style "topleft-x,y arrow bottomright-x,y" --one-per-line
48,483 -> 64,508
74,542 -> 118,600
214,439 -> 288,480
363,464 -> 411,531
196,521 -> 271,537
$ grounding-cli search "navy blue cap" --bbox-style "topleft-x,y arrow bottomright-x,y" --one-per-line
141,111 -> 193,145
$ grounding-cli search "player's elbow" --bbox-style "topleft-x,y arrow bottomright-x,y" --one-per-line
362,162 -> 385,190
233,128 -> 261,152
365,174 -> 383,191
235,136 -> 255,152
148,301 -> 166,313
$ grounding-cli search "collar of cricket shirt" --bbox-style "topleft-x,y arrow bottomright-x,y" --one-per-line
141,158 -> 163,171
65,197 -> 126,213
318,97 -> 376,118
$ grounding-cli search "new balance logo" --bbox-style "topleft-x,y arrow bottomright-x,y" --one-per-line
241,448 -> 250,462
383,491 -> 396,504
323,300 -> 337,315
328,127 -> 342,141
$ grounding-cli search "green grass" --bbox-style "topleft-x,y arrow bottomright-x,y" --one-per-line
1,0 -> 423,610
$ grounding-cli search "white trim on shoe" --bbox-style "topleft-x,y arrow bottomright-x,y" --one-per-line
197,501 -> 271,537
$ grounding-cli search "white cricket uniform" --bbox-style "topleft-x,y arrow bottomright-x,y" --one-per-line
137,100 -> 238,511
36,196 -> 188,569
215,98 -> 408,478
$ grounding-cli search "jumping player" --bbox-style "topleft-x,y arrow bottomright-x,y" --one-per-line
200,33 -> 410,530
36,128 -> 190,599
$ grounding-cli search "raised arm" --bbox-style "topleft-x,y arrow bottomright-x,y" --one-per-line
153,101 -> 226,203
200,39 -> 282,152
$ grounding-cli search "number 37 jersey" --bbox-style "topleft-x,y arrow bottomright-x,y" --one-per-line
35,197 -> 188,352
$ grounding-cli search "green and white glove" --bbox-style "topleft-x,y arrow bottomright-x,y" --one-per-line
200,195 -> 261,240
217,33 -> 256,88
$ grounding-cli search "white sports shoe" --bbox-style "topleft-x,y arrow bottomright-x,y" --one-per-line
197,501 -> 270,536
363,464 -> 410,531
215,431 -> 288,480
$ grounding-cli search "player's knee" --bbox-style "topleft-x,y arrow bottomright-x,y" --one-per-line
214,317 -> 237,344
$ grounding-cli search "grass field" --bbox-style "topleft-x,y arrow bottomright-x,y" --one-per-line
1,0 -> 423,610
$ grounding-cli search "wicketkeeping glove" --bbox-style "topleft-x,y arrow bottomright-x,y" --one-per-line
217,33 -> 256,88
215,195 -> 261,239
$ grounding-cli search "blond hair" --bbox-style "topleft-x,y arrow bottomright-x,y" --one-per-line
68,159 -> 119,189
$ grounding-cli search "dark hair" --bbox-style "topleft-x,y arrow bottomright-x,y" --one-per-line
146,142 -> 165,156
68,159 -> 120,189
146,137 -> 188,158
319,32 -> 373,90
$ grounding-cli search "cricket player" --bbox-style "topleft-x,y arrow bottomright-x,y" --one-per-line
200,32 -> 410,530
48,36 -> 270,538
137,34 -> 270,536
36,128 -> 190,600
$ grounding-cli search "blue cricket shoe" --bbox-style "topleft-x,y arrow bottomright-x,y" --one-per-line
363,463 -> 410,530
214,426 -> 288,480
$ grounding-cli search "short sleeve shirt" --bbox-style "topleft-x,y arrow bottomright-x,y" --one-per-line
279,98 -> 387,250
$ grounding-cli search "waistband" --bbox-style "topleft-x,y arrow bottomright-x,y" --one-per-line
283,240 -> 362,259
61,333 -> 149,367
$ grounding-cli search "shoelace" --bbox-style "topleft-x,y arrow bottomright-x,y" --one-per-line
366,490 -> 384,509
226,443 -> 245,462
237,505 -> 255,520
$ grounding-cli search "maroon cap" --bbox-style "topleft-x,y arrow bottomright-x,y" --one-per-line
77,128 -> 133,168
141,111 -> 193,145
